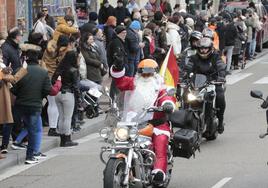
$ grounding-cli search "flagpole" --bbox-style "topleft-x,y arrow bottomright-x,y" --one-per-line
159,46 -> 172,77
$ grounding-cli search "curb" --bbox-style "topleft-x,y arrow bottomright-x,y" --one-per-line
0,115 -> 106,173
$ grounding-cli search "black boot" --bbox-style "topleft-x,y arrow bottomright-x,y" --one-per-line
218,119 -> 224,134
60,134 -> 65,147
61,135 -> 78,147
48,128 -> 60,137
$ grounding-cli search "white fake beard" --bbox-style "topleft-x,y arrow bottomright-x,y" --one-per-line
127,75 -> 160,114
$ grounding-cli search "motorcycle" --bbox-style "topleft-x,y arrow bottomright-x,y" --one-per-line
176,73 -> 224,141
100,105 -> 199,188
250,90 -> 268,138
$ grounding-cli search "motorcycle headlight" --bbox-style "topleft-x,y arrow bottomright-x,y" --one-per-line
99,127 -> 110,139
129,128 -> 138,140
115,127 -> 129,141
187,93 -> 197,101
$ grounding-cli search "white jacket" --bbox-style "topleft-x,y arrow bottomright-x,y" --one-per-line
166,22 -> 181,56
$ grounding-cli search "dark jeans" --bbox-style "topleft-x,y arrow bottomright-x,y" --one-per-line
16,106 -> 42,159
1,124 -> 12,147
215,85 -> 226,124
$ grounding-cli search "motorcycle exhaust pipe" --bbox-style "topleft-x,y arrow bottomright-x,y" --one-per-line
259,132 -> 268,139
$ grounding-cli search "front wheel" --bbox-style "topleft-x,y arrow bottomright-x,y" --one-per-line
103,158 -> 126,188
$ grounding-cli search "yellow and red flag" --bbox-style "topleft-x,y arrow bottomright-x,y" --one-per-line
159,46 -> 179,88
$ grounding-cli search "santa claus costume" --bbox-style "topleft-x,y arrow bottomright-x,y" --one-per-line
110,59 -> 176,183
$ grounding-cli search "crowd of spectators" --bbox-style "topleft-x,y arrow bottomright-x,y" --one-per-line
0,0 -> 263,163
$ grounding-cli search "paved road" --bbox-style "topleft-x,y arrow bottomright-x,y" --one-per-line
1,51 -> 268,188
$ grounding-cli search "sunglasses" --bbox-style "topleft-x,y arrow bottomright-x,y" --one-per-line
42,9 -> 48,12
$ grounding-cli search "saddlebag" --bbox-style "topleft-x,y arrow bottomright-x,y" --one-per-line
169,110 -> 198,130
172,128 -> 199,159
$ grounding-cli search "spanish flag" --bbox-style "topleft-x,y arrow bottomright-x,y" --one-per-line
159,46 -> 179,88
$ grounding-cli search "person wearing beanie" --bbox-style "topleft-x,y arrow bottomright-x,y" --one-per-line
129,20 -> 141,31
106,24 -> 127,100
79,12 -> 98,34
104,16 -> 117,48
1,27 -> 23,72
125,19 -> 144,76
149,10 -> 168,65
89,12 -> 98,22
114,0 -> 131,26
98,0 -> 115,24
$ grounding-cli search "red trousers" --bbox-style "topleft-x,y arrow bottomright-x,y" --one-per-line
152,123 -> 170,173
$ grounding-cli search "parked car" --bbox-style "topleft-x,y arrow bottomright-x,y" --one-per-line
224,1 -> 268,52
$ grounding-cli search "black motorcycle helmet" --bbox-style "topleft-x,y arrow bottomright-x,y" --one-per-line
189,31 -> 203,49
197,37 -> 214,59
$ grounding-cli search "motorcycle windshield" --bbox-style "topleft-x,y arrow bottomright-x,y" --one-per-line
192,74 -> 207,88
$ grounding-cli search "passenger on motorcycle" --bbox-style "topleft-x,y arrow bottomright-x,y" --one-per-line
110,59 -> 176,184
179,31 -> 203,74
184,37 -> 226,134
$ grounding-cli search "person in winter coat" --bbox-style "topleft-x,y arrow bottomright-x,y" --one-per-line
42,6 -> 55,29
52,15 -> 78,42
42,35 -> 72,136
98,0 -> 115,24
104,16 -> 117,48
106,25 -> 128,101
1,27 -> 23,72
142,28 -> 155,59
224,17 -> 238,74
33,12 -> 54,42
126,0 -> 140,14
145,0 -> 161,15
52,50 -> 80,147
0,60 -> 27,158
166,16 -> 182,58
80,33 -> 104,84
93,28 -> 108,72
125,20 -> 144,76
79,12 -> 98,34
114,0 -> 131,25
10,43 -> 60,164
160,0 -> 172,16
150,11 -> 168,66
195,10 -> 208,32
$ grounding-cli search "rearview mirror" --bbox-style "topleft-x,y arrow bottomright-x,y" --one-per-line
250,90 -> 263,99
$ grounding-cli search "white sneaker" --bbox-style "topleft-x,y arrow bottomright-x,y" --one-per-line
33,152 -> 47,159
25,157 -> 39,164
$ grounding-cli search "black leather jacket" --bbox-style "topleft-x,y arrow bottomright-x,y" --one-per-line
185,52 -> 226,81
52,66 -> 80,97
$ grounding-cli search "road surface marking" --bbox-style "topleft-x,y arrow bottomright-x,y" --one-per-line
226,73 -> 252,85
211,177 -> 232,188
254,76 -> 268,84
0,133 -> 99,182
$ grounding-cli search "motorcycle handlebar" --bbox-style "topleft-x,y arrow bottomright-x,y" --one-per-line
146,106 -> 164,113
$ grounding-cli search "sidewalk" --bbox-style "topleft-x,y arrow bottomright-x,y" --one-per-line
0,76 -> 112,174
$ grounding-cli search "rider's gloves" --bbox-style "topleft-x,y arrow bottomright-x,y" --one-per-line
162,102 -> 174,114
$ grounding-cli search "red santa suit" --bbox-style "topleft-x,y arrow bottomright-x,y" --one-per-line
111,66 -> 176,175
